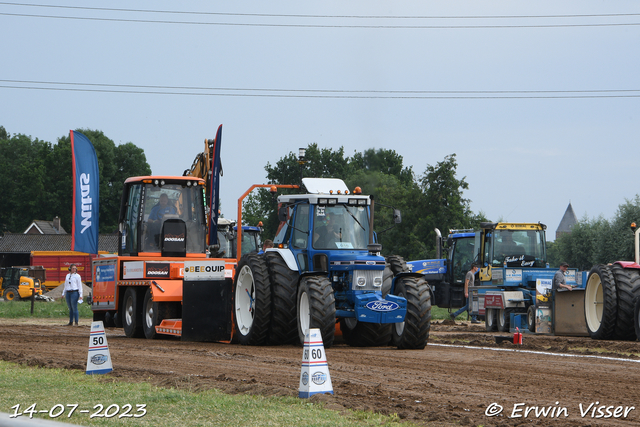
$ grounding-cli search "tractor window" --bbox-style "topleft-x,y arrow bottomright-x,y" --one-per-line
313,205 -> 369,250
140,183 -> 206,253
292,204 -> 310,249
451,237 -> 474,283
121,183 -> 142,255
492,229 -> 546,267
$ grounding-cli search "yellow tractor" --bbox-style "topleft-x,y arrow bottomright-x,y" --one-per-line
0,267 -> 43,301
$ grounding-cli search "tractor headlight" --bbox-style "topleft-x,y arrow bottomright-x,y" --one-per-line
373,277 -> 382,287
357,277 -> 366,287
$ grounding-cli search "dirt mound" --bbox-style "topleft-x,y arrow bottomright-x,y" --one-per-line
44,283 -> 92,300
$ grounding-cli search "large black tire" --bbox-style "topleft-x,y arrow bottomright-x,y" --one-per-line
497,308 -> 512,333
265,252 -> 299,345
634,295 -> 640,341
297,276 -> 335,348
383,256 -> 410,295
390,276 -> 431,349
142,288 -> 180,339
3,287 -> 20,301
104,311 -> 117,328
233,254 -> 272,346
584,264 -> 618,340
527,306 -> 536,333
610,263 -> 640,340
123,287 -> 144,338
485,308 -> 497,332
340,318 -> 392,347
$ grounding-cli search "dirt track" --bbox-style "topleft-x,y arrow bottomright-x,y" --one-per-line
2,318 -> 640,426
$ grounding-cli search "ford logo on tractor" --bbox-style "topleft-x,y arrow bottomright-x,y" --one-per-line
365,301 -> 400,312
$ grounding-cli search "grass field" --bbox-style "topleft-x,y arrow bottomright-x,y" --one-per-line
0,299 -> 422,426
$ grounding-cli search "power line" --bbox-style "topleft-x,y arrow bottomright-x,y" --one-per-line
1,11 -> 640,28
1,79 -> 638,95
1,2 -> 640,20
1,82 -> 639,99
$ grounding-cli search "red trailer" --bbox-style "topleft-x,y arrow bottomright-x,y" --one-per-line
30,251 -> 99,290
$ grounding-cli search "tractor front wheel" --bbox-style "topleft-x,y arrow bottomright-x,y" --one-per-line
391,276 -> 431,349
123,287 -> 144,338
485,308 -> 497,332
297,276 -> 335,348
233,254 -> 272,345
2,287 -> 20,301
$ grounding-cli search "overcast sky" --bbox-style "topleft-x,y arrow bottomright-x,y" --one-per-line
1,1 -> 639,243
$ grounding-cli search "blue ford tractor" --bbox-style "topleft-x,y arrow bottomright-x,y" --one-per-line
232,178 -> 431,349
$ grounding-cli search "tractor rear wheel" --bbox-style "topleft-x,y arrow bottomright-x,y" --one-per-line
485,308 -> 497,332
234,254 -> 272,346
3,287 -> 20,301
123,287 -> 144,338
340,318 -> 392,347
391,276 -> 431,349
584,264 -> 618,340
610,263 -> 640,340
297,276 -> 335,348
265,252 -> 299,345
383,256 -> 409,296
634,296 -> 640,341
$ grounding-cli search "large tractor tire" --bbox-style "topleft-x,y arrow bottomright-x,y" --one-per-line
610,263 -> 640,340
234,254 -> 272,346
527,306 -> 536,333
633,296 -> 640,341
340,318 -> 392,347
3,287 -> 21,301
485,308 -> 497,332
390,276 -> 431,350
265,252 -> 299,345
584,264 -> 618,340
497,308 -> 512,333
297,275 -> 335,348
383,255 -> 410,296
142,288 -> 180,339
123,287 -> 144,338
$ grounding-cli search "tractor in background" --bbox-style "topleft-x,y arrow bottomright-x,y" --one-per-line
584,222 -> 640,341
0,266 -> 44,301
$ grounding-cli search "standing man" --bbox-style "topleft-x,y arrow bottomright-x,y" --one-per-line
450,263 -> 480,323
62,264 -> 83,326
553,262 -> 573,291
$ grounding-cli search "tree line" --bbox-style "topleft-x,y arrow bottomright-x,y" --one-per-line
0,126 -> 151,234
242,144 -> 488,261
548,196 -> 640,271
4,124 -> 635,267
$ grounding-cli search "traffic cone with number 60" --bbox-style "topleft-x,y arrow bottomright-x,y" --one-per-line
299,328 -> 333,398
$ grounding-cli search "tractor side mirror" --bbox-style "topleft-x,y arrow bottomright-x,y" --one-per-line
278,206 -> 288,222
393,209 -> 402,224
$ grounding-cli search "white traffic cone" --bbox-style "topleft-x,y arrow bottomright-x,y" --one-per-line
299,328 -> 333,398
86,321 -> 113,375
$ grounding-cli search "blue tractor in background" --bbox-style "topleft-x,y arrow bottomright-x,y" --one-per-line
409,222 -> 583,333
232,178 -> 431,349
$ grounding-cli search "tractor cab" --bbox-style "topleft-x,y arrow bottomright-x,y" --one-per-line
477,222 -> 547,271
119,176 -> 207,257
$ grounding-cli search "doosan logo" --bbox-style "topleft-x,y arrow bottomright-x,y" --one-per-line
80,173 -> 93,233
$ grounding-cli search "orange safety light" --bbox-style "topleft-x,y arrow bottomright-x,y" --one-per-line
353,187 -> 362,194
270,186 -> 278,194
257,221 -> 263,227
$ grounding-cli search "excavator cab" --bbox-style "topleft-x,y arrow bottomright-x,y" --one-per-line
119,177 -> 207,256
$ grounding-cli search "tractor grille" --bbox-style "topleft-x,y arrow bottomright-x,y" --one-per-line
352,269 -> 383,291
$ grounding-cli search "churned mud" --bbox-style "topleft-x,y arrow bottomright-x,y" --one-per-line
2,318 -> 640,426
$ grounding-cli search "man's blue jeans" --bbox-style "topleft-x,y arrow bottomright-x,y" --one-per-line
65,291 -> 79,324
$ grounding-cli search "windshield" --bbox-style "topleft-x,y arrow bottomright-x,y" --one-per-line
140,183 -> 206,253
491,229 -> 546,267
312,204 -> 369,250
